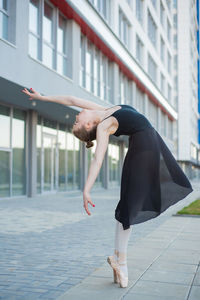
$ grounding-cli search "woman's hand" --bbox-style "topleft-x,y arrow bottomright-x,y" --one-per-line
83,191 -> 95,216
21,88 -> 43,101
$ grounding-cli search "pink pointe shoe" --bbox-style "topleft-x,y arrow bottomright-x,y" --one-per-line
107,256 -> 119,283
107,256 -> 128,288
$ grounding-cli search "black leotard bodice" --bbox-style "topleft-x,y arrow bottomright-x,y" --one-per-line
103,104 -> 153,137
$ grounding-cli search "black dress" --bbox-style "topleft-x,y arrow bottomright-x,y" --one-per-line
104,104 -> 193,230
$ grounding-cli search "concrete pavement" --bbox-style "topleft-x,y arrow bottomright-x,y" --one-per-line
0,182 -> 199,299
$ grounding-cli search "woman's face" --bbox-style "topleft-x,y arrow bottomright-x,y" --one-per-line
72,109 -> 93,131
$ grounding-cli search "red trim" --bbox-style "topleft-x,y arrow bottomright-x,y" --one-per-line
50,0 -> 174,121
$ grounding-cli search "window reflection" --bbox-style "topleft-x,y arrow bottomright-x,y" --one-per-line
29,0 -> 39,34
0,105 -> 10,148
43,2 -> 53,68
0,150 -> 10,197
58,125 -> 66,190
29,0 -> 39,59
108,143 -> 120,185
12,109 -> 26,196
37,117 -> 42,193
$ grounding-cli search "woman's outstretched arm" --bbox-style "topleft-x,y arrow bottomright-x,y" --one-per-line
21,88 -> 106,110
83,123 -> 110,216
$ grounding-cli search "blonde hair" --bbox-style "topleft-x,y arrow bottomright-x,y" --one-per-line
72,124 -> 97,148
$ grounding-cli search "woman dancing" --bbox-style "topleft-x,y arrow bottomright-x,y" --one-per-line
22,88 -> 193,288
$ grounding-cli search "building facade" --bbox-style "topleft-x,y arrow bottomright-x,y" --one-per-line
0,0 -> 198,199
175,0 -> 200,179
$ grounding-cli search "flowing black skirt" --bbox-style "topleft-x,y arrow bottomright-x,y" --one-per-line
115,127 -> 193,230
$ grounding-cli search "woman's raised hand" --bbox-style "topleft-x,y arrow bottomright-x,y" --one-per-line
83,191 -> 95,216
21,88 -> 42,101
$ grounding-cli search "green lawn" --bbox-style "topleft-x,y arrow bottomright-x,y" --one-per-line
177,198 -> 200,215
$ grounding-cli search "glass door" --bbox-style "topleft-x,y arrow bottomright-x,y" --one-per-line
42,134 -> 57,192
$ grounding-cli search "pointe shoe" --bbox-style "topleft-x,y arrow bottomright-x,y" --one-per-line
116,268 -> 128,288
107,256 -> 119,283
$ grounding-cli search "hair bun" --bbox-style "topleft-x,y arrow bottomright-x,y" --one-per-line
86,141 -> 94,148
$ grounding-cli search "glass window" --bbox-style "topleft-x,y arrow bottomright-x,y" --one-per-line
173,14 -> 177,28
151,0 -> 157,9
100,54 -> 106,100
148,53 -> 157,84
136,0 -> 143,24
167,18 -> 171,43
149,101 -> 158,129
66,132 -> 80,190
160,37 -> 165,63
136,88 -> 145,113
119,70 -> 132,105
89,0 -> 110,22
94,47 -> 100,97
107,61 -> 113,103
108,143 -> 120,186
136,34 -> 144,66
0,0 -> 8,40
43,2 -> 54,68
36,116 -> 42,193
58,125 -> 66,191
160,1 -> 164,27
148,10 -> 157,47
168,51 -> 171,74
173,34 -> 177,49
0,104 -> 10,148
173,0 -> 177,9
161,110 -> 166,136
167,83 -> 172,103
119,9 -> 129,47
57,14 -> 67,76
0,150 -> 10,197
12,109 -> 26,196
29,0 -> 39,59
160,72 -> 165,95
168,119 -> 173,140
86,40 -> 93,92
74,137 -> 80,189
166,0 -> 171,12
80,35 -> 86,88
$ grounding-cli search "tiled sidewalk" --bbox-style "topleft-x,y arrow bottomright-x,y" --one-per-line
58,206 -> 200,300
0,182 -> 199,299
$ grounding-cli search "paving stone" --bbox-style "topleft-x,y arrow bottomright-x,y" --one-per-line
127,280 -> 190,298
0,183 -> 199,299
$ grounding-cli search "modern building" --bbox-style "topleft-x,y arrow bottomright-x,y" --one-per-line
175,0 -> 200,179
0,0 -> 198,199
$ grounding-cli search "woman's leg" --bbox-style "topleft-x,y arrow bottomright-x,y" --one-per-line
114,220 -> 133,277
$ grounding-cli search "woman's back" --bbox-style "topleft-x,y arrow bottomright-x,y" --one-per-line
108,104 -> 153,136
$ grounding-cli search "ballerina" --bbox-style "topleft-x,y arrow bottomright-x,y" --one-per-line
22,87 -> 193,288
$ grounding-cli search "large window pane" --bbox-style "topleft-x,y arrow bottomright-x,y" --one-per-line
12,109 -> 26,196
37,119 -> 42,193
0,0 -> 8,10
29,33 -> 39,59
58,127 -> 66,191
0,105 -> 10,148
43,44 -> 53,68
0,11 -> 8,40
67,132 -> 74,189
43,2 -> 53,44
108,144 -> 120,186
29,0 -> 39,34
0,151 -> 10,197
74,138 -> 80,189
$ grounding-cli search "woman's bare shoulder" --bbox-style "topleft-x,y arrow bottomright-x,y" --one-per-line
97,116 -> 119,135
